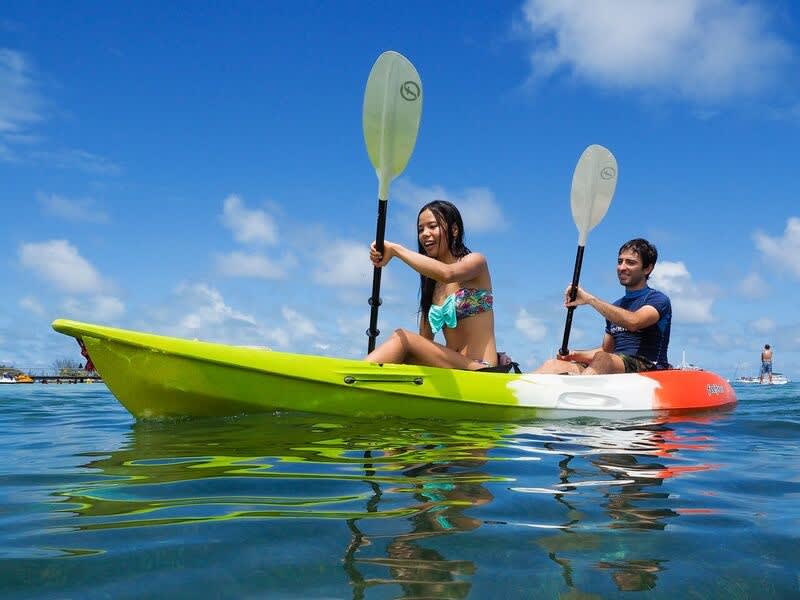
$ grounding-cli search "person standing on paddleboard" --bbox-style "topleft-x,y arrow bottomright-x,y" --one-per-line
535,238 -> 671,375
759,344 -> 773,384
365,200 -> 499,370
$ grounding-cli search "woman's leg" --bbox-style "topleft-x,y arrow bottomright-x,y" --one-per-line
366,329 -> 479,369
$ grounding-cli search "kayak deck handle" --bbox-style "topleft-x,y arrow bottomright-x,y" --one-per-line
344,375 -> 423,385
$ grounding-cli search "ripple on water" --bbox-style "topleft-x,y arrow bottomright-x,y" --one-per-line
0,383 -> 799,597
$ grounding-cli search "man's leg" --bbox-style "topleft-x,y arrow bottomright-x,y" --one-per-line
582,351 -> 626,375
534,358 -> 585,374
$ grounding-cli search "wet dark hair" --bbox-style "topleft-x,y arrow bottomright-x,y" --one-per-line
417,200 -> 470,318
765,344 -> 771,350
619,238 -> 658,279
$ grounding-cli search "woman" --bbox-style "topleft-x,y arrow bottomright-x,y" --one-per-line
366,200 -> 497,370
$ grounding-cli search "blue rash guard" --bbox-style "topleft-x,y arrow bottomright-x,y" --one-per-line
605,286 -> 671,369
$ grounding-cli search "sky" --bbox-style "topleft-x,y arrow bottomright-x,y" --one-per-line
2,0 -> 800,379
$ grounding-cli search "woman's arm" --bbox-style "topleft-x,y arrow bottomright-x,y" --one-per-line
419,314 -> 434,340
371,241 -> 486,283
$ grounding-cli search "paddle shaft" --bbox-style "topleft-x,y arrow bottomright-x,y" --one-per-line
366,198 -> 388,352
559,244 -> 585,356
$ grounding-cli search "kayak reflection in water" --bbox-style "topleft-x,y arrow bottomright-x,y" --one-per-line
366,200 -> 499,370
345,443 -> 495,599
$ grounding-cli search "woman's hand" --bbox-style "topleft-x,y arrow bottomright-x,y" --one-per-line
370,241 -> 396,267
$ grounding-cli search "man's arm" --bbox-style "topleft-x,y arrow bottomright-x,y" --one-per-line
567,286 -> 659,331
562,334 -> 614,362
601,332 -> 615,352
562,347 -> 601,363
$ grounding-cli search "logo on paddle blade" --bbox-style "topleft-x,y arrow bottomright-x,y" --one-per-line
600,167 -> 616,180
400,81 -> 420,102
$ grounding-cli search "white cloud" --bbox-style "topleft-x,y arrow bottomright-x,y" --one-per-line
0,49 -> 119,173
566,325 -> 585,345
749,317 -> 775,334
38,192 -> 110,223
754,217 -> 800,278
0,49 -> 42,137
281,307 -> 318,338
221,194 -> 278,245
650,260 -> 713,323
737,271 -> 767,299
312,240 -> 372,288
520,0 -> 791,103
0,141 -> 14,162
19,296 -> 44,316
393,179 -> 508,233
169,283 -> 290,349
457,188 -> 509,234
176,283 -> 257,331
62,295 -> 125,322
30,148 -> 121,175
515,308 -> 548,341
215,251 -> 293,279
19,239 -> 108,294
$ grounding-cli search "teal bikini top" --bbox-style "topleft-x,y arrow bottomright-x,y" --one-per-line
428,287 -> 493,334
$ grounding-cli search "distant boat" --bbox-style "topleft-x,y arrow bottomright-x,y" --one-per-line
676,350 -> 703,371
0,372 -> 34,384
0,372 -> 18,384
733,373 -> 790,386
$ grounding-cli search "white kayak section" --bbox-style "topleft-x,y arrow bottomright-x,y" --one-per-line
509,373 -> 660,411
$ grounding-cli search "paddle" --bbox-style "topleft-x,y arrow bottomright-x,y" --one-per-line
559,144 -> 618,356
363,51 -> 423,352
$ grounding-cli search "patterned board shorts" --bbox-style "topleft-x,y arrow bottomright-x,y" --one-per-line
619,354 -> 658,373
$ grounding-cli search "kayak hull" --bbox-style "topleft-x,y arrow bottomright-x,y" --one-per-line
52,319 -> 736,420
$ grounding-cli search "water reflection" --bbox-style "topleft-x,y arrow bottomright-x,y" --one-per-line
52,410 -> 730,597
516,415 -> 727,594
344,438 -> 496,599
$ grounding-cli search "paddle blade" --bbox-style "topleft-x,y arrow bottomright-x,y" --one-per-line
571,144 -> 618,246
363,51 -> 423,199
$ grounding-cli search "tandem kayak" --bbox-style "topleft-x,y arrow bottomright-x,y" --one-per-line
52,319 -> 736,420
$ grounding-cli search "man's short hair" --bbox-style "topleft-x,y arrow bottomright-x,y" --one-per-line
765,344 -> 771,350
619,238 -> 658,270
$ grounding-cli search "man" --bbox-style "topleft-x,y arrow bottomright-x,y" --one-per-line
759,344 -> 773,384
535,238 -> 671,375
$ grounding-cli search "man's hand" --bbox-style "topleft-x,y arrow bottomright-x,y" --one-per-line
564,284 -> 595,308
558,349 -> 594,364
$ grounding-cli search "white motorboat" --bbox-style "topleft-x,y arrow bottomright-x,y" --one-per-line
0,372 -> 18,384
676,350 -> 703,371
733,373 -> 790,385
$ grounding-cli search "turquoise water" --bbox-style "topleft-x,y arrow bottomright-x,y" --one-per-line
0,383 -> 798,598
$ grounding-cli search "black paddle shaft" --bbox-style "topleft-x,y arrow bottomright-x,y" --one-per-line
367,198 -> 388,353
559,244 -> 585,356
